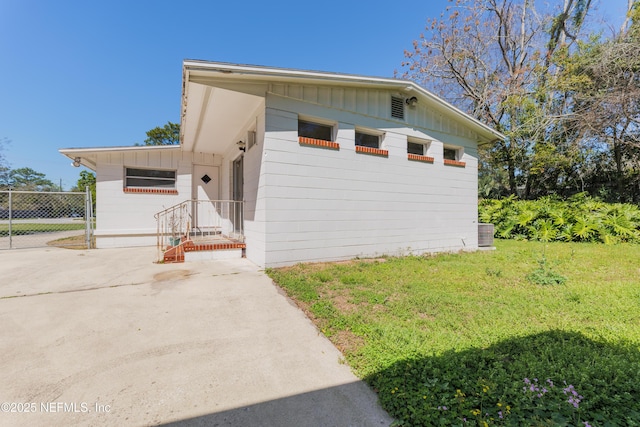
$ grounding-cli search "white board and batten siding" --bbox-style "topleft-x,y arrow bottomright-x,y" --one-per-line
258,88 -> 481,268
95,149 -> 215,248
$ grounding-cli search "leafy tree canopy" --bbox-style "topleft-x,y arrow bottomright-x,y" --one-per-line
0,137 -> 8,167
142,121 -> 180,146
72,170 -> 96,209
0,137 -> 9,186
402,0 -> 640,202
4,167 -> 56,191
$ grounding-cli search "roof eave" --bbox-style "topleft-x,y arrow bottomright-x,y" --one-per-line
182,60 -> 505,143
59,145 -> 181,155
59,145 -> 181,171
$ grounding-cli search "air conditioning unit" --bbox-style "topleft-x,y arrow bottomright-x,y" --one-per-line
478,223 -> 494,247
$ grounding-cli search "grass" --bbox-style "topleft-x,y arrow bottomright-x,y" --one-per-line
0,222 -> 85,236
267,240 -> 640,426
46,234 -> 94,249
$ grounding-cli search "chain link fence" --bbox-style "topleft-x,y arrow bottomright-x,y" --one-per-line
0,189 -> 94,250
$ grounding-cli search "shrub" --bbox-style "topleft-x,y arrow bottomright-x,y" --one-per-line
479,194 -> 640,244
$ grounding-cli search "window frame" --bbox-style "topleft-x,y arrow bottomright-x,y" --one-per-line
442,145 -> 466,167
407,138 -> 434,163
443,146 -> 460,161
298,118 -> 335,142
354,127 -> 388,157
407,138 -> 431,156
355,130 -> 381,149
124,167 -> 177,189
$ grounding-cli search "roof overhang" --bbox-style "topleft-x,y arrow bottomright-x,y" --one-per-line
182,60 -> 505,145
180,81 -> 264,153
59,145 -> 181,171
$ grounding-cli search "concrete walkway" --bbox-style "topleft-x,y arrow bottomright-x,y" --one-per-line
0,247 -> 392,426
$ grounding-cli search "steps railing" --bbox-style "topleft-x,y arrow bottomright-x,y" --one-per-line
155,199 -> 244,262
155,200 -> 191,262
190,199 -> 244,241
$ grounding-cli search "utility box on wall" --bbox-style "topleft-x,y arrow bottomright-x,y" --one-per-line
478,223 -> 494,247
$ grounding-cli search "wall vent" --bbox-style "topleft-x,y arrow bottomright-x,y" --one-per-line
391,96 -> 405,120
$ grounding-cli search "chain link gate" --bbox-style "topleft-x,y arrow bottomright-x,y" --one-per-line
0,188 -> 94,250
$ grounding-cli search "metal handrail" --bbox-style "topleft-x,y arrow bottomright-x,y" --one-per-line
155,199 -> 244,262
153,200 -> 190,220
153,199 -> 244,219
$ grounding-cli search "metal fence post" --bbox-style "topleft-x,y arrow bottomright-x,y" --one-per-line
8,187 -> 12,249
85,186 -> 91,249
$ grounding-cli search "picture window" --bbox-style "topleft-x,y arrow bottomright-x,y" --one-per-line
125,168 -> 176,188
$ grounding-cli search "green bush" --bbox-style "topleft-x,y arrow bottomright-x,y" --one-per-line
479,194 -> 640,243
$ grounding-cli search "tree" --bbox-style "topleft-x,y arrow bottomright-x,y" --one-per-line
6,167 -> 56,191
72,170 -> 96,210
142,121 -> 180,146
401,0 -> 597,197
0,137 -> 9,189
0,165 -> 9,190
558,2 -> 640,201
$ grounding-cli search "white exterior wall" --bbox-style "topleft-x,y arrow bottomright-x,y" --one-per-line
94,150 -> 215,248
261,90 -> 480,267
242,111 -> 267,268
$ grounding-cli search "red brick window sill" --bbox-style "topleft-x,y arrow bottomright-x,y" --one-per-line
124,188 -> 179,195
408,154 -> 435,163
355,145 -> 389,157
443,159 -> 466,167
298,136 -> 340,150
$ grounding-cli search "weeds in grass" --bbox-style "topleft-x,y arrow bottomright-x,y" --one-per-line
485,267 -> 502,277
526,254 -> 567,285
526,242 -> 567,286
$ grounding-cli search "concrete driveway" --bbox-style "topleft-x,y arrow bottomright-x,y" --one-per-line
0,247 -> 392,427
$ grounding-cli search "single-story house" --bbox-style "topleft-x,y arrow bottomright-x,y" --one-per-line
60,60 -> 503,268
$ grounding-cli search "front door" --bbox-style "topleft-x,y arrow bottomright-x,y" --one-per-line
192,165 -> 219,233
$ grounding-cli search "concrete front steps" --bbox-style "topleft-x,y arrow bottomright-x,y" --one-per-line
163,240 -> 246,263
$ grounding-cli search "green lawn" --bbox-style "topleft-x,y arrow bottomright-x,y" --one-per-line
267,240 -> 640,426
0,222 -> 85,236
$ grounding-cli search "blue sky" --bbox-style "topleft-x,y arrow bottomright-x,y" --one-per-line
0,0 -> 627,189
